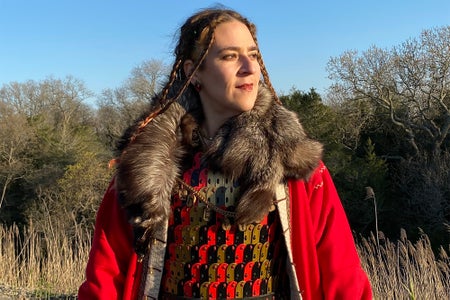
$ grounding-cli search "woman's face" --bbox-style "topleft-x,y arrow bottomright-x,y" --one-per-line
187,20 -> 261,120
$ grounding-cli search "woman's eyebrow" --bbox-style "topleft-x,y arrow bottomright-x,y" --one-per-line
217,45 -> 259,53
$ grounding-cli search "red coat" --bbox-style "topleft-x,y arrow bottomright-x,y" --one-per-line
78,162 -> 372,299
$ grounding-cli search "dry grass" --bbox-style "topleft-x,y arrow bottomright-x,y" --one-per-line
1,220 -> 449,299
357,230 -> 450,299
0,220 -> 91,297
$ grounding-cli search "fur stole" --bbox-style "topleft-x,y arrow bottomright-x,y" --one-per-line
115,84 -> 323,256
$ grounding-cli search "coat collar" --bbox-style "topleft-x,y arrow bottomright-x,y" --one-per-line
115,83 -> 323,256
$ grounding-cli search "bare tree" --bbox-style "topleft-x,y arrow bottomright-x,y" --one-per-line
36,77 -> 95,155
0,103 -> 35,209
327,92 -> 375,153
327,26 -> 450,159
0,77 -> 104,224
327,26 -> 450,245
127,59 -> 169,101
95,59 -> 169,151
96,87 -> 134,150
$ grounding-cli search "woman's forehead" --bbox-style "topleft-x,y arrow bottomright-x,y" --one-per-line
212,21 -> 257,49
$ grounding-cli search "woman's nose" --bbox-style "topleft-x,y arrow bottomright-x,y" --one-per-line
238,55 -> 258,75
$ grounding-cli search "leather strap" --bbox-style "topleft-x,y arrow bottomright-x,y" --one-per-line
139,220 -> 169,299
275,183 -> 302,300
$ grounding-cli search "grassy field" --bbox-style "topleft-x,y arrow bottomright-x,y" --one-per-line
357,231 -> 449,299
0,221 -> 89,298
0,221 -> 449,299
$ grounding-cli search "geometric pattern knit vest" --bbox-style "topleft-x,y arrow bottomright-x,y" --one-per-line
161,152 -> 290,299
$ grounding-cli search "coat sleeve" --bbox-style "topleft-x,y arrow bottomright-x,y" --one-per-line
78,178 -> 140,300
289,162 -> 373,300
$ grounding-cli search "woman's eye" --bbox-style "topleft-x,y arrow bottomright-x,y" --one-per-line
223,53 -> 237,60
249,52 -> 259,59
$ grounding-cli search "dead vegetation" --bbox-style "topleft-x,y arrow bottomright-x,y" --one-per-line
1,222 -> 449,298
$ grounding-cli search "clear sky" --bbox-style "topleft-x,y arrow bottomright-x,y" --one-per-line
1,0 -> 449,100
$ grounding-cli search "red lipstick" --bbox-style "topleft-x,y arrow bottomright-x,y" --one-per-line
237,83 -> 253,91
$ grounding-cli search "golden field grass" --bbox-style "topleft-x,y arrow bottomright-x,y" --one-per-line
0,221 -> 449,299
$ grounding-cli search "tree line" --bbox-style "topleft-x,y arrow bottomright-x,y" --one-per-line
0,26 -> 449,248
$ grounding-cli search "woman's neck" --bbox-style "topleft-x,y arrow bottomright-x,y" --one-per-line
200,100 -> 246,139
201,109 -> 233,140
202,117 -> 222,140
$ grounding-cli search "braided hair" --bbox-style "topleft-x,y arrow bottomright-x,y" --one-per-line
121,7 -> 280,153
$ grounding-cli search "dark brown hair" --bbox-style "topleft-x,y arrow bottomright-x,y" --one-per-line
127,7 -> 279,146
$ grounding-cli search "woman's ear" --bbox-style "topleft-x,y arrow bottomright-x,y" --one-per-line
183,60 -> 195,82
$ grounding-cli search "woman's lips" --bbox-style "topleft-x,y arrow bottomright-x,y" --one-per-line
237,83 -> 253,91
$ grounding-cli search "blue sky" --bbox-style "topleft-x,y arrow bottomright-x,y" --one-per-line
1,0 -> 449,100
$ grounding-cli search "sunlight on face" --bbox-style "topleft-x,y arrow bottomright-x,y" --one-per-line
196,20 -> 261,120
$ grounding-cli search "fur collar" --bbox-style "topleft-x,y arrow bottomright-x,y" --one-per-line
115,84 -> 323,256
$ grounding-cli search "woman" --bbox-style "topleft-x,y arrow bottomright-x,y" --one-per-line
79,7 -> 372,300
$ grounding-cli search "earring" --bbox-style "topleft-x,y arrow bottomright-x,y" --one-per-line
194,81 -> 202,92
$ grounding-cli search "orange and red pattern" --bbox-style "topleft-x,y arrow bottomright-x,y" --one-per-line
162,153 -> 289,299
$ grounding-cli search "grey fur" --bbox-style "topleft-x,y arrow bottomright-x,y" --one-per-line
204,87 -> 323,224
115,84 -> 323,256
